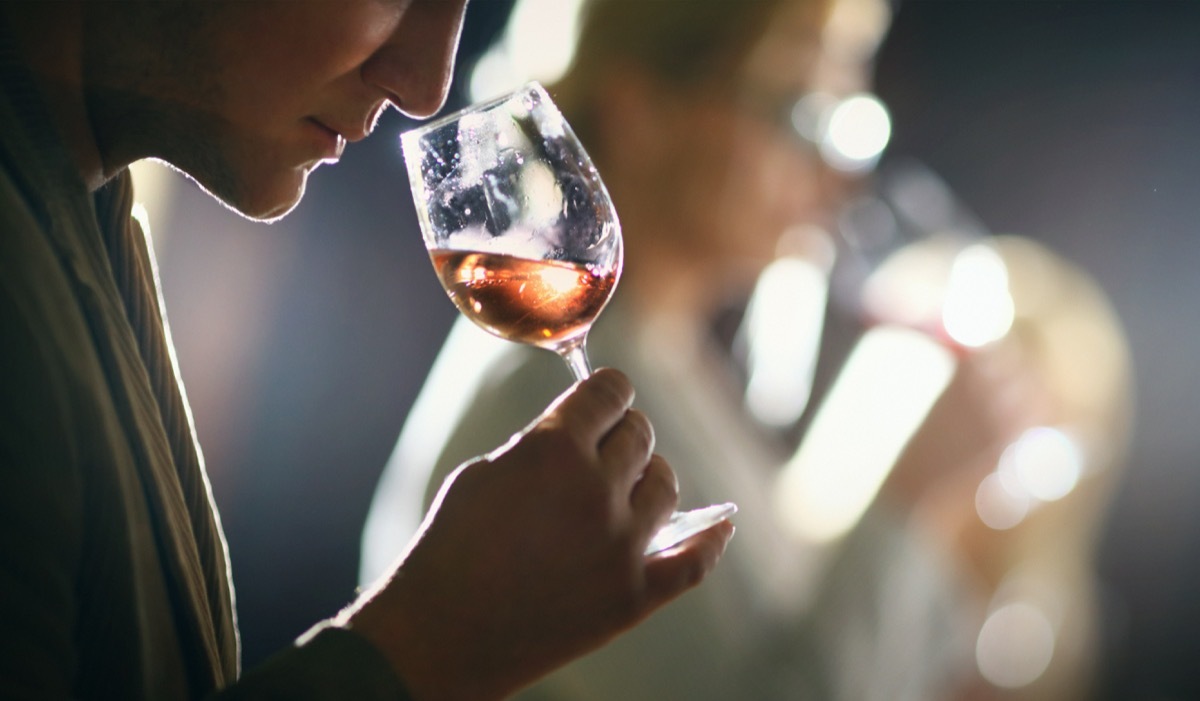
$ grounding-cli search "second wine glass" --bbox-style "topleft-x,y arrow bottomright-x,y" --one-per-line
402,82 -> 735,555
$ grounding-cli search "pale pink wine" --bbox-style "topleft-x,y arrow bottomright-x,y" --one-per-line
431,249 -> 617,349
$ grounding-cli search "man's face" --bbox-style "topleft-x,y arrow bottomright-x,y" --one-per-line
91,0 -> 467,221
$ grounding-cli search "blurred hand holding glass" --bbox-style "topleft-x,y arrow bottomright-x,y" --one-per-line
402,82 -> 735,555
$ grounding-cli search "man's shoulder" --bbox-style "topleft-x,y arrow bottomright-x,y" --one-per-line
0,162 -> 80,324
0,158 -> 107,408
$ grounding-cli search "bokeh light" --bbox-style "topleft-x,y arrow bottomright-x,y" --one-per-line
819,93 -> 891,172
976,601 -> 1056,688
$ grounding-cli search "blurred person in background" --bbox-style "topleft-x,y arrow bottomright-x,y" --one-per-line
0,1 -> 732,699
362,0 -> 1132,699
833,210 -> 1133,699
940,237 -> 1131,701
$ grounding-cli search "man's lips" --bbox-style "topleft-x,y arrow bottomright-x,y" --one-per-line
308,118 -> 347,162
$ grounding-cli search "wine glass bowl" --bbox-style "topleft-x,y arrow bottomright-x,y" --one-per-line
403,82 -> 735,555
403,82 -> 621,380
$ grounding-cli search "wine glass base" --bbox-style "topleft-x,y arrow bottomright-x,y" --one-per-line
645,502 -> 738,556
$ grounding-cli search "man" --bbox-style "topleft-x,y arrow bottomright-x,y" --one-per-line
0,1 -> 732,699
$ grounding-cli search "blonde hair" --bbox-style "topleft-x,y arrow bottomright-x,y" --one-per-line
553,0 -> 833,144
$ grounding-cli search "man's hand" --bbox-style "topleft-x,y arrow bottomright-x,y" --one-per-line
340,368 -> 733,700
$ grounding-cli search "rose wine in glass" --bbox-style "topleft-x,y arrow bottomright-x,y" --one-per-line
403,82 -> 735,554
429,250 -> 617,379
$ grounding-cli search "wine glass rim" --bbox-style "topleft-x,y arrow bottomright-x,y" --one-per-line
401,81 -> 551,145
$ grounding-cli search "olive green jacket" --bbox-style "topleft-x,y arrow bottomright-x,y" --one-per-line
0,27 -> 408,701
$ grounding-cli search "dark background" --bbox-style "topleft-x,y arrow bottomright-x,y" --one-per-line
152,1 -> 1200,697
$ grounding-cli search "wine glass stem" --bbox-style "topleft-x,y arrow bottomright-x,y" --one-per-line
558,338 -> 593,382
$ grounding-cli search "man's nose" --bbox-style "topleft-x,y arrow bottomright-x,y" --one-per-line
363,0 -> 469,119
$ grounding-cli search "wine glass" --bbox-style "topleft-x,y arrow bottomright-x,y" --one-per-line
401,82 -> 736,555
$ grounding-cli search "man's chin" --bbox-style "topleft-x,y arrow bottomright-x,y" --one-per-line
194,169 -> 309,223
236,190 -> 305,223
